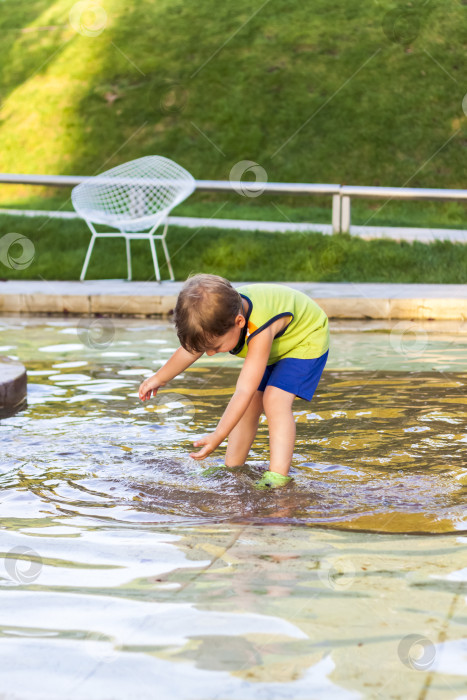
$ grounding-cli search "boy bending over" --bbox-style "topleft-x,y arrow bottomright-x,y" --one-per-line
139,274 -> 329,488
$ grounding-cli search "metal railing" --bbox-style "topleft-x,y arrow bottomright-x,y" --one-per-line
1,173 -> 466,233
339,185 -> 467,234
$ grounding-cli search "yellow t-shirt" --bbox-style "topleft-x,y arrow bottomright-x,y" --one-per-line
230,283 -> 329,364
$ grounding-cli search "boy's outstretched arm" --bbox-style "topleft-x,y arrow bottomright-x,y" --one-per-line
139,346 -> 203,401
190,329 -> 274,459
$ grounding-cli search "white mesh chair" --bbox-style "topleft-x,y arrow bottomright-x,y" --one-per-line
71,156 -> 196,281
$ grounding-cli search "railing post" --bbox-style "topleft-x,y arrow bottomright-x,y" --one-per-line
341,195 -> 351,233
332,193 -> 341,233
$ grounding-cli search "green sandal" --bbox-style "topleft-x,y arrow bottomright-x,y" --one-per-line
254,471 -> 292,490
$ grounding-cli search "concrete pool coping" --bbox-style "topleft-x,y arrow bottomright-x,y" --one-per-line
0,280 -> 465,320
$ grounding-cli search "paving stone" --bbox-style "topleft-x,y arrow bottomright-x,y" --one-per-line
0,281 -> 465,320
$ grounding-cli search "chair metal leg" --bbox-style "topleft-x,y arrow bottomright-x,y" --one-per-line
125,237 -> 132,280
149,237 -> 161,282
80,233 -> 97,281
161,238 -> 174,281
160,221 -> 174,281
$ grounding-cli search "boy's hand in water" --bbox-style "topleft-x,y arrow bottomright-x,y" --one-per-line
190,432 -> 222,460
139,375 -> 161,401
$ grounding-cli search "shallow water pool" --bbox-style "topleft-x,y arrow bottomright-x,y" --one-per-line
1,315 -> 467,698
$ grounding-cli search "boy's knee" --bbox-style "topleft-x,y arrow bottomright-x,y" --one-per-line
263,390 -> 292,419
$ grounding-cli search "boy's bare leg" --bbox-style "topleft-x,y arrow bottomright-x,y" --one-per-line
263,386 -> 296,476
224,390 -> 264,467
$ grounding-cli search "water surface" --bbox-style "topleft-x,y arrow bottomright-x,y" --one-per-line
1,316 -> 466,535
1,316 -> 467,699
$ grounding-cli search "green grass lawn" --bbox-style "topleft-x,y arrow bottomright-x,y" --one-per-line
1,1 -> 467,206
1,213 -> 465,283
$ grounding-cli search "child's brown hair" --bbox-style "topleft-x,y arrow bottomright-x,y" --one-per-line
174,274 -> 242,353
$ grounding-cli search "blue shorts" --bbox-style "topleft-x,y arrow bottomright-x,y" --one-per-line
257,350 -> 328,401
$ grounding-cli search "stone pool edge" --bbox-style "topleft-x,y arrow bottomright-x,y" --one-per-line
0,281 -> 466,320
0,356 -> 27,415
